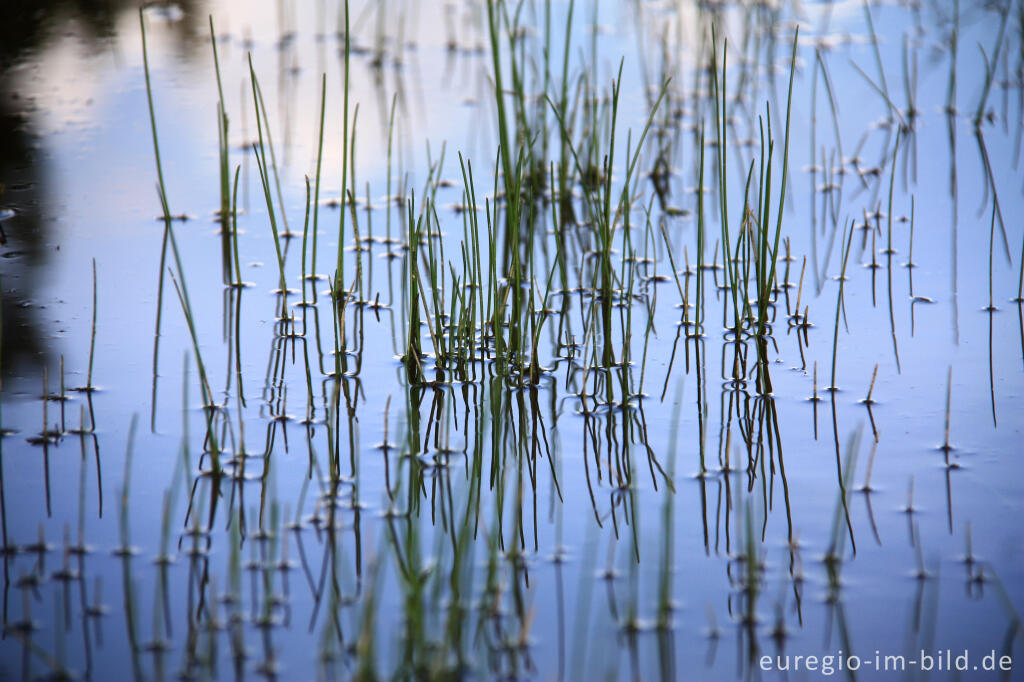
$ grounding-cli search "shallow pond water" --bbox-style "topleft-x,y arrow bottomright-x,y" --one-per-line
1,0 -> 1023,680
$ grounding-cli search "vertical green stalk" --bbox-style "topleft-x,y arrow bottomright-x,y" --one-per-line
210,16 -> 230,226
336,0 -> 351,296
230,165 -> 243,286
249,58 -> 288,298
86,258 -> 97,390
710,28 -> 739,329
831,221 -> 855,392
758,28 -> 799,336
141,8 -> 172,432
696,124 -> 706,333
312,73 -> 327,297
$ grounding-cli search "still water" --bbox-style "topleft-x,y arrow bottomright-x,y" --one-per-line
1,0 -> 1023,679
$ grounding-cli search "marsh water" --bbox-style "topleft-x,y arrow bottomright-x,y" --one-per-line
1,0 -> 1023,679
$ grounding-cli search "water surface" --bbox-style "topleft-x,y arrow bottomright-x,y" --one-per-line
1,0 -> 1023,679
